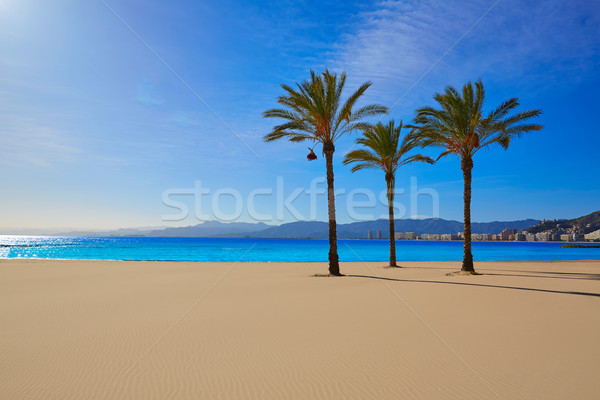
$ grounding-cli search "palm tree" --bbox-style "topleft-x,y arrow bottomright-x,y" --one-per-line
264,69 -> 388,275
409,79 -> 542,273
344,121 -> 434,267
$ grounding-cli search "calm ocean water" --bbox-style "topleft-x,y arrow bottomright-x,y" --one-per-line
0,236 -> 599,262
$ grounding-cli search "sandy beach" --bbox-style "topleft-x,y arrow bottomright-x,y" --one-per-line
1,259 -> 599,399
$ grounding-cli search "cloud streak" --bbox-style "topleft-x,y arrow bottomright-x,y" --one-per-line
0,121 -> 81,168
330,0 -> 600,105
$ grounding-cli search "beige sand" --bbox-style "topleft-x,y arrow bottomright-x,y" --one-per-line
1,259 -> 599,399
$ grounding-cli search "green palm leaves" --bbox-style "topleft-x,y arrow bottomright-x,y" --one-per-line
345,121 -> 434,175
264,69 -> 388,146
410,79 -> 543,159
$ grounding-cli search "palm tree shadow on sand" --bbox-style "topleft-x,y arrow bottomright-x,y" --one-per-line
477,271 -> 600,281
345,274 -> 600,298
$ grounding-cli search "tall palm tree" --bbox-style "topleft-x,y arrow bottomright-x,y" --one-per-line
264,69 -> 388,275
344,120 -> 434,267
410,79 -> 542,273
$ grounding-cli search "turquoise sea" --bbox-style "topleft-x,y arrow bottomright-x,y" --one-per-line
0,236 -> 599,262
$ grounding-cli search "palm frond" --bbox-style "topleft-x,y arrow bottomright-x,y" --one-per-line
411,78 -> 543,160
400,154 -> 436,166
344,120 -> 435,177
263,69 -> 385,149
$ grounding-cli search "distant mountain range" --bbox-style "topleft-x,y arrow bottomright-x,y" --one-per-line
223,218 -> 541,239
11,218 -> 540,239
144,221 -> 270,237
11,213 -> 600,239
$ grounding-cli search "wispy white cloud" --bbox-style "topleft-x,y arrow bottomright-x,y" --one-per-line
134,77 -> 165,106
330,0 -> 600,105
0,121 -> 81,168
330,1 -> 489,98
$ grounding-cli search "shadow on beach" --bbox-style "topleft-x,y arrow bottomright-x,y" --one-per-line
346,273 -> 600,298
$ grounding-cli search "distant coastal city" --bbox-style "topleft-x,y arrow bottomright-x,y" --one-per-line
385,229 -> 600,242
367,219 -> 600,242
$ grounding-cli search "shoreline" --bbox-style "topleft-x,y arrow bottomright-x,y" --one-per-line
2,258 -> 600,264
2,258 -> 600,263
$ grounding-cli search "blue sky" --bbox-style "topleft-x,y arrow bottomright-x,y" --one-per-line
1,0 -> 599,230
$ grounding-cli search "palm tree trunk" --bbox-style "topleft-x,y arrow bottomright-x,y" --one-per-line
461,157 -> 475,272
386,174 -> 397,267
324,143 -> 341,276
